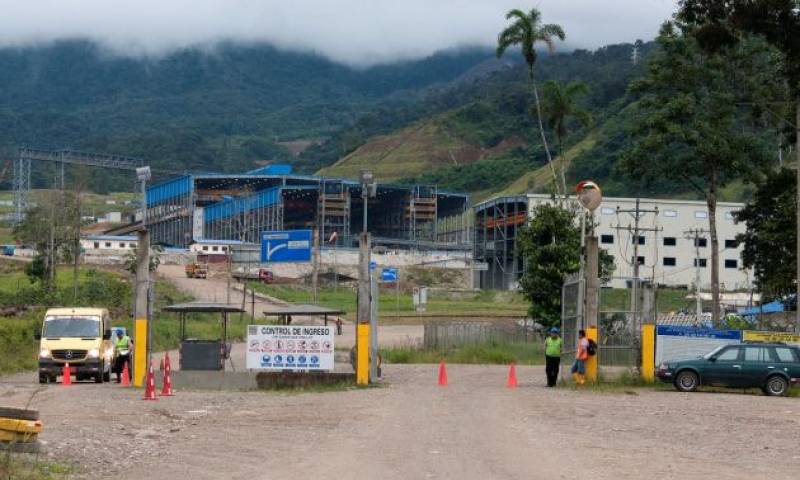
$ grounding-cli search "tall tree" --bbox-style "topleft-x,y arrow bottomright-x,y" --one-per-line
14,191 -> 80,290
677,0 -> 800,327
496,8 -> 565,195
541,79 -> 592,194
621,23 -> 778,326
734,168 -> 796,299
518,202 -> 614,328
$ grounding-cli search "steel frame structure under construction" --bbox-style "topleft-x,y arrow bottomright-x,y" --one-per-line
145,166 -> 471,250
12,147 -> 144,222
473,195 -> 528,290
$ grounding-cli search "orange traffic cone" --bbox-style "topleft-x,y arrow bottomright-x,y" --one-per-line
160,355 -> 174,397
120,362 -> 131,387
61,363 -> 72,386
164,352 -> 172,370
438,361 -> 448,387
143,362 -> 157,401
506,363 -> 518,389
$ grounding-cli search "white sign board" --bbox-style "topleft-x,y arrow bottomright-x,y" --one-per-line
655,326 -> 741,365
246,325 -> 334,371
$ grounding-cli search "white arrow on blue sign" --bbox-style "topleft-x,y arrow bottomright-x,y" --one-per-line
260,230 -> 312,263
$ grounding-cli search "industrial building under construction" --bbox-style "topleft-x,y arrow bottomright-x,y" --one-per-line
144,165 -> 471,250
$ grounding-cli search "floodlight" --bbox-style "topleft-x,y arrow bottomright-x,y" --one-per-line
136,166 -> 152,182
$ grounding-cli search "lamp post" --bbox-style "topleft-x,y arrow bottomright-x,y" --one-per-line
134,166 -> 151,384
360,170 -> 375,234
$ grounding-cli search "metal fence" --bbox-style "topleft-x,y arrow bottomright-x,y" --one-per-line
423,321 -> 539,348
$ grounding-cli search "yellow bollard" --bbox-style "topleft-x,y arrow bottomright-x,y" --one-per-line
586,326 -> 598,383
133,318 -> 147,387
356,323 -> 370,385
641,324 -> 656,383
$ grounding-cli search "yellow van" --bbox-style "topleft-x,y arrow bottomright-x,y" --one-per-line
35,308 -> 115,384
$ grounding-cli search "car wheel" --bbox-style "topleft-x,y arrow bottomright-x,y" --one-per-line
38,374 -> 48,384
674,370 -> 699,392
765,375 -> 788,397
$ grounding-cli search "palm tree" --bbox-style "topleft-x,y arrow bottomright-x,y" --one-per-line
541,79 -> 592,194
496,8 -> 565,195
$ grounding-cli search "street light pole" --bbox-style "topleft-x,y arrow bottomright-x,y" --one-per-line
134,166 -> 151,386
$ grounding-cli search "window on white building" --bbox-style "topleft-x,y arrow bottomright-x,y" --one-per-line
202,246 -> 209,251
694,237 -> 707,248
105,242 -> 112,248
636,256 -> 645,265
93,242 -> 100,249
601,207 -> 615,215
663,237 -> 676,246
724,239 -> 738,249
119,243 -> 126,248
694,211 -> 708,219
663,209 -> 677,218
724,259 -> 738,269
663,257 -> 676,267
600,234 -> 614,244
212,246 -> 219,252
694,258 -> 707,268
632,235 -> 645,245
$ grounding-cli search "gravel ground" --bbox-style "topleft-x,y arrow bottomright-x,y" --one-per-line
2,364 -> 799,479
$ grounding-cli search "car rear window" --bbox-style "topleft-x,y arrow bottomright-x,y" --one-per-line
744,347 -> 769,362
774,348 -> 799,363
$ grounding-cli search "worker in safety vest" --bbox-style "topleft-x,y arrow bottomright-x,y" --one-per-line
544,327 -> 562,387
114,331 -> 133,383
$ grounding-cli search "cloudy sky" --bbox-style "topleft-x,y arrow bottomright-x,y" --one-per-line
0,0 -> 677,65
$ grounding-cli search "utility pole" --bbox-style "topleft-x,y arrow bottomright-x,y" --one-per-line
134,166 -> 151,387
311,227 -> 319,304
684,228 -> 710,325
613,199 -> 659,333
356,232 -> 371,386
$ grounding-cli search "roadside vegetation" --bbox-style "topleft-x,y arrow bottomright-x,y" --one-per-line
0,454 -> 72,480
382,341 -> 545,366
0,260 -> 249,376
249,281 -> 693,322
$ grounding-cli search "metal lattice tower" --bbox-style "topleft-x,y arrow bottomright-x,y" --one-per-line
12,147 -> 144,223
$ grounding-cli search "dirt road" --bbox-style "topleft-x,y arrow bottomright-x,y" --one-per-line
158,263 -> 424,349
2,365 -> 799,479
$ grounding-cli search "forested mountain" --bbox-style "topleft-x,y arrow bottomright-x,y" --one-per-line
0,40 -> 494,191
0,38 -> 772,201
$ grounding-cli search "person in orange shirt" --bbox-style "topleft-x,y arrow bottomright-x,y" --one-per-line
571,329 -> 589,385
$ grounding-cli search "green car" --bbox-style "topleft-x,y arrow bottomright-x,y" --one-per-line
656,343 -> 800,396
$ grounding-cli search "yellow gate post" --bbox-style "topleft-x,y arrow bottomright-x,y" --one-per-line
641,324 -> 655,382
133,318 -> 147,387
586,326 -> 598,383
356,324 -> 370,385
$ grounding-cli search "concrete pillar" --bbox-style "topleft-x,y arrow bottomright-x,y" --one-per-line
585,236 -> 599,327
133,229 -> 150,387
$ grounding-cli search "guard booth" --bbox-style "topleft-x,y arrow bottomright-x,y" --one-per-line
162,302 -> 245,371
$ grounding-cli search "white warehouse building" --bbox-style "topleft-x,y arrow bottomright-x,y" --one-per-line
474,194 -> 752,291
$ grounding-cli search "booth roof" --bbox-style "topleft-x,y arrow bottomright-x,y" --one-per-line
262,304 -> 345,316
163,302 -> 245,313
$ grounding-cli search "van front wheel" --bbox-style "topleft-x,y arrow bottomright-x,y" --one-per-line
38,374 -> 48,384
94,362 -> 104,383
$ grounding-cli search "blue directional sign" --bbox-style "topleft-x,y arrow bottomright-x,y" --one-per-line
369,260 -> 377,271
261,230 -> 312,263
381,267 -> 398,282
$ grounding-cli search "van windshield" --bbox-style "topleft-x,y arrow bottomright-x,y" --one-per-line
43,316 -> 101,338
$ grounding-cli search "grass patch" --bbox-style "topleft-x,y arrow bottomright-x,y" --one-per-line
382,341 -> 544,365
249,283 -> 530,318
250,283 -> 694,321
0,454 -> 72,480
